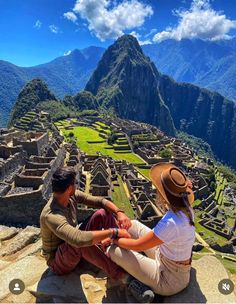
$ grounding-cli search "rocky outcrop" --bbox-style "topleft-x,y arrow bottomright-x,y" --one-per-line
0,225 -> 235,303
0,226 -> 40,257
0,226 -> 19,241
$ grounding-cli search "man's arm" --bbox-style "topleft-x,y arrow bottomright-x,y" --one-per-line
45,212 -> 131,247
75,191 -> 131,229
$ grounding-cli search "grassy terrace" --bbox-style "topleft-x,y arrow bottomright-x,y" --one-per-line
112,176 -> 135,219
62,125 -> 145,164
137,168 -> 151,180
194,211 -> 228,246
214,170 -> 228,204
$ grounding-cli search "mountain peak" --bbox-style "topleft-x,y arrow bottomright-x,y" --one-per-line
85,35 -> 175,136
9,78 -> 56,126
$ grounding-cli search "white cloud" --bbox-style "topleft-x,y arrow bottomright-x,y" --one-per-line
72,0 -> 153,41
34,20 -> 42,30
49,24 -> 60,34
64,50 -> 72,56
145,28 -> 158,38
130,31 -> 152,45
153,0 -> 236,42
64,11 -> 78,23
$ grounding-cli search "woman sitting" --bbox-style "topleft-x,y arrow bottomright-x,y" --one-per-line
106,163 -> 195,302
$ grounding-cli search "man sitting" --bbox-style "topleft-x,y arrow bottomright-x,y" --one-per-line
40,166 -> 131,279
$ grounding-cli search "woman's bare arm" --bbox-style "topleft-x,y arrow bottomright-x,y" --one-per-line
113,231 -> 163,252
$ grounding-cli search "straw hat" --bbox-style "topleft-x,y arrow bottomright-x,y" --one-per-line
149,162 -> 194,207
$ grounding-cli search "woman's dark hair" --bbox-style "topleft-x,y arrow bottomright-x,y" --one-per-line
52,167 -> 76,193
171,197 -> 195,227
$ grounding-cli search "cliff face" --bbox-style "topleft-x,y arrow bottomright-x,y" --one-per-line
85,35 -> 176,136
9,79 -> 57,126
159,75 -> 236,167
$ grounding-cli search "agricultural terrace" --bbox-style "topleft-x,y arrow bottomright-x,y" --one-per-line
56,120 -> 145,165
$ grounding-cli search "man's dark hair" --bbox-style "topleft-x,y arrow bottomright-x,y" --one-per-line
52,167 -> 76,193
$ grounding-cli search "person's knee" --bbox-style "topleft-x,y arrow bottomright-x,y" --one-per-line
107,244 -> 122,262
94,208 -> 107,218
90,208 -> 107,224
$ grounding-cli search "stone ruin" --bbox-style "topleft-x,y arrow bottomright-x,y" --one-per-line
0,129 -> 65,226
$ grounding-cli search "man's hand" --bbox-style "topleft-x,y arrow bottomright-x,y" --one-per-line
100,228 -> 131,251
117,212 -> 132,230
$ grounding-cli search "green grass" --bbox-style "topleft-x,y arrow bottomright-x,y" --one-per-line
137,168 -> 151,180
62,126 -> 145,164
214,172 -> 228,203
217,257 -> 236,275
195,213 -> 228,246
193,199 -> 202,207
112,176 -> 135,219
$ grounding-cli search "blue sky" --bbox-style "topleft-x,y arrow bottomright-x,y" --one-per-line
0,0 -> 236,66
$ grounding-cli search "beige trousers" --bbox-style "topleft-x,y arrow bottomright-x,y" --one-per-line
107,220 -> 191,296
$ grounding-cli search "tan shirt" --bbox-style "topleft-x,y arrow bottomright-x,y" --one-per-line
40,190 -> 107,263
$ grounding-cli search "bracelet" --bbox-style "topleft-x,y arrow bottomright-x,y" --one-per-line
110,228 -> 119,240
109,228 -> 114,239
114,228 -> 119,239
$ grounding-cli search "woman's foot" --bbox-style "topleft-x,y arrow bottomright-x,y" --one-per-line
128,277 -> 155,303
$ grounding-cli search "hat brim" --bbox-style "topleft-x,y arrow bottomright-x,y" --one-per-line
149,162 -> 195,207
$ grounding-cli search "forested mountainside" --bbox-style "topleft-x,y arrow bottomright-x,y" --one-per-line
0,47 -> 104,127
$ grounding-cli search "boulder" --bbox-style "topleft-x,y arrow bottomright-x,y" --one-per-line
0,227 -> 18,241
17,239 -> 42,261
164,256 -> 236,303
0,255 -> 47,301
0,226 -> 40,257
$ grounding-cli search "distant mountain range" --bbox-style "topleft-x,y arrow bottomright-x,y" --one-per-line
143,38 -> 236,101
1,36 -> 236,128
0,47 -> 104,127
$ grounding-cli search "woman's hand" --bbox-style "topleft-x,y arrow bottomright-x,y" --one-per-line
100,237 -> 112,251
117,228 -> 131,238
100,229 -> 131,251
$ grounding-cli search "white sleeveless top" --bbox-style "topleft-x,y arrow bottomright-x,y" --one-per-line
153,209 -> 195,261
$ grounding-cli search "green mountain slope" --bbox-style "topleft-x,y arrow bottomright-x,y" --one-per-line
0,47 -> 104,127
9,79 -> 57,126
